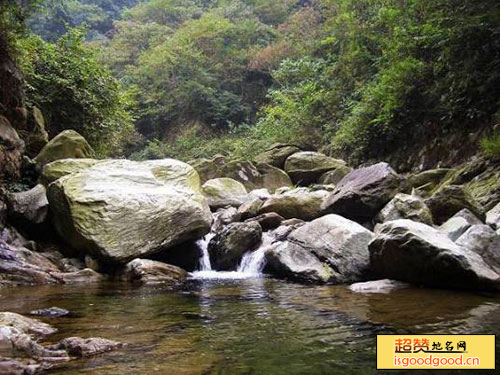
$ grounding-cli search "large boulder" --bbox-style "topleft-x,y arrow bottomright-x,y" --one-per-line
456,225 -> 500,274
369,220 -> 499,290
284,151 -> 347,185
121,259 -> 187,285
41,158 -> 99,185
376,193 -> 433,225
237,198 -> 264,220
201,178 -> 248,209
265,214 -> 374,284
425,185 -> 483,225
34,130 -> 94,168
208,221 -> 262,270
47,159 -> 212,264
259,190 -> 327,221
321,162 -> 402,222
254,144 -> 301,169
188,155 -> 227,183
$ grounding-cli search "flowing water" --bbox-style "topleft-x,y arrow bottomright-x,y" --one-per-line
0,281 -> 499,374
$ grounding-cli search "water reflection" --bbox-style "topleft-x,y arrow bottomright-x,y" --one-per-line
0,280 -> 498,374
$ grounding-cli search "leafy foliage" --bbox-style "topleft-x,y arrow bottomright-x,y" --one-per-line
19,28 -> 134,155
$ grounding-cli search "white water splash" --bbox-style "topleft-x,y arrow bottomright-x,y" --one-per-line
191,231 -> 277,280
196,232 -> 215,271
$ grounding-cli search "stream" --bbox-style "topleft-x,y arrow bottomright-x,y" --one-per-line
0,279 -> 499,374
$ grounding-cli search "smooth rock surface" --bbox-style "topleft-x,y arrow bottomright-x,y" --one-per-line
47,159 -> 212,263
456,225 -> 500,274
259,191 -> 327,221
349,279 -> 410,294
7,184 -> 49,226
321,162 -> 402,222
254,144 -> 301,169
369,220 -> 499,290
41,158 -> 99,185
201,178 -> 248,208
266,215 -> 373,284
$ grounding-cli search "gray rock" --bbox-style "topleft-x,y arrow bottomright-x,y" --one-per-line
376,193 -> 433,225
456,225 -> 500,274
122,259 -> 187,285
369,220 -> 500,290
47,159 -> 212,264
486,202 -> 500,230
248,188 -> 272,200
284,151 -> 348,185
7,184 -> 48,226
50,269 -> 106,284
0,312 -> 56,337
265,214 -> 374,284
439,209 -> 482,241
321,162 -> 402,222
349,279 -> 410,294
202,178 -> 248,208
208,221 -> 262,270
407,168 -> 451,192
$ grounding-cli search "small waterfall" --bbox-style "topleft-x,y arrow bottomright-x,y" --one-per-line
196,232 -> 214,271
236,232 -> 274,274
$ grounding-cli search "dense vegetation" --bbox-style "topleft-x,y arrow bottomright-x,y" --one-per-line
4,0 -> 500,162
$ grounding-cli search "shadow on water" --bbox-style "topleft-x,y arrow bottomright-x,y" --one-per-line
0,279 -> 498,375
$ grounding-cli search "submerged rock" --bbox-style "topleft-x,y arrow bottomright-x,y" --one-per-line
34,130 -> 94,168
201,178 -> 248,208
266,214 -> 373,284
369,220 -> 500,290
284,152 -> 347,185
376,193 -> 433,225
208,221 -> 262,270
29,307 -> 70,318
47,159 -> 212,264
48,337 -> 122,358
321,162 -> 402,222
0,312 -> 56,337
122,259 -> 187,285
349,279 -> 410,294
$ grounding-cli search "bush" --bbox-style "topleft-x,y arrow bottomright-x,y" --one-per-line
481,133 -> 500,158
19,28 -> 134,156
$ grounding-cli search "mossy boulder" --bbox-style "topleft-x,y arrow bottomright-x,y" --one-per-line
318,165 -> 352,185
425,185 -> 483,225
41,158 -> 100,185
254,143 -> 301,169
284,151 -> 348,185
259,190 -> 328,221
34,130 -> 94,168
47,159 -> 212,264
202,178 -> 248,209
406,168 -> 452,193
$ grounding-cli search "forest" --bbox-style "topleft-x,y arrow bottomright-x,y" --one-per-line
2,0 -> 499,166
